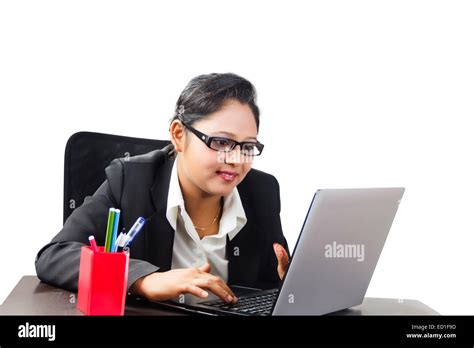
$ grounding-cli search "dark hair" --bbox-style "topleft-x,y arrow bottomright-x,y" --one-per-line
170,73 -> 260,131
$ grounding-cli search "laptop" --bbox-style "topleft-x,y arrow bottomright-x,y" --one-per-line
139,187 -> 405,316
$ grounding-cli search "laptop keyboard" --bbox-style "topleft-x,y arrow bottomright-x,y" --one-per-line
199,288 -> 279,316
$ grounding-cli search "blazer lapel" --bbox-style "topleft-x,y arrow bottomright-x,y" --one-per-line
145,153 -> 176,271
227,220 -> 264,286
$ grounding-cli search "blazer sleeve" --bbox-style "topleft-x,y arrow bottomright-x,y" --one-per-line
34,159 -> 160,292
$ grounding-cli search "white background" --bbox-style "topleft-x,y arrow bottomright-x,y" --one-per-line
0,0 -> 473,314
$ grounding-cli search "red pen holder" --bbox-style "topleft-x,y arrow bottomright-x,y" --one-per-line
77,246 -> 129,316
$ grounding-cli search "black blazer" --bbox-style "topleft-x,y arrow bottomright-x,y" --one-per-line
35,144 -> 289,292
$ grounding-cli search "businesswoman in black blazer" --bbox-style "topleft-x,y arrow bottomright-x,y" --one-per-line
35,73 -> 290,304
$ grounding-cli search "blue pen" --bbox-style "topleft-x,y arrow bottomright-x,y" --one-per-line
122,217 -> 146,248
110,208 -> 121,252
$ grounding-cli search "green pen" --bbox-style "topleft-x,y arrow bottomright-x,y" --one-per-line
104,208 -> 116,252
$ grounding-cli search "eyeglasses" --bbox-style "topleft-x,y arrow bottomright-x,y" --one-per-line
180,120 -> 264,156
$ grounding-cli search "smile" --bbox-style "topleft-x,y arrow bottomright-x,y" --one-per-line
216,171 -> 238,182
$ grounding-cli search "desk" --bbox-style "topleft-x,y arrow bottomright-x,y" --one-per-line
0,276 -> 439,316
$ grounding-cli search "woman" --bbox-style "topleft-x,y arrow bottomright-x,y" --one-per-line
35,73 -> 290,304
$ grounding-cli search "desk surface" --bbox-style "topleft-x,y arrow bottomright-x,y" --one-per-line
0,276 -> 439,316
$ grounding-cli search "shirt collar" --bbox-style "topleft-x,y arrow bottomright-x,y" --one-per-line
165,158 -> 185,231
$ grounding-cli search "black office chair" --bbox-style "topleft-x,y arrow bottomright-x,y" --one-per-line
63,131 -> 171,223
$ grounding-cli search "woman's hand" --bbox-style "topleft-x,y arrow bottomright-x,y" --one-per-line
130,263 -> 237,303
273,243 -> 290,280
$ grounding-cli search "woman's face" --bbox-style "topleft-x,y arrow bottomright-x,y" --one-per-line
173,99 -> 258,198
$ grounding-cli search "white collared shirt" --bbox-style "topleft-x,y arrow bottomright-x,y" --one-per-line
166,158 -> 247,282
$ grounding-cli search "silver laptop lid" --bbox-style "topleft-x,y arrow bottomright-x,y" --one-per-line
273,187 -> 405,316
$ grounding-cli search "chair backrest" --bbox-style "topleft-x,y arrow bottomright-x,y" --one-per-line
64,131 -> 171,223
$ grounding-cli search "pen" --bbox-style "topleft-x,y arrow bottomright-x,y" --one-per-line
88,235 -> 99,253
113,228 -> 126,252
104,208 -> 116,252
122,217 -> 146,249
111,208 -> 121,252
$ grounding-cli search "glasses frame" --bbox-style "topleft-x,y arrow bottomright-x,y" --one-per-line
180,119 -> 264,156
